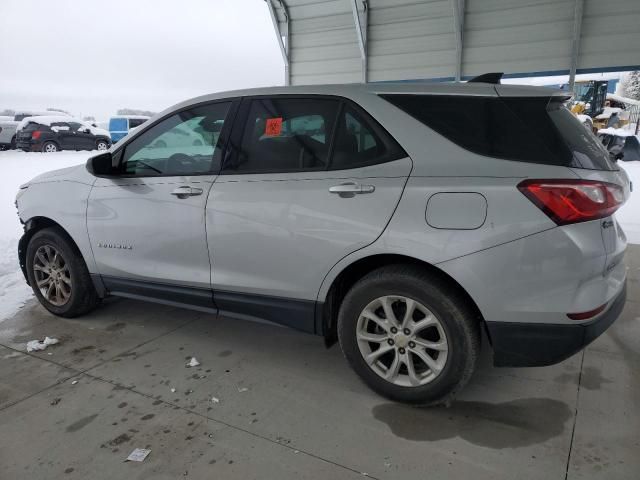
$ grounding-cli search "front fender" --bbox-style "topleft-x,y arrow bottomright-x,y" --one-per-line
18,181 -> 97,275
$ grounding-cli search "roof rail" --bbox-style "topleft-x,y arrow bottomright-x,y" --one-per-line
467,72 -> 504,84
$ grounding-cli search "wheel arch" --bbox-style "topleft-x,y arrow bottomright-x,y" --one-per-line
19,217 -> 85,285
318,253 -> 486,347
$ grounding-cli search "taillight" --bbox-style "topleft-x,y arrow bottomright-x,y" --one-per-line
567,303 -> 607,320
518,179 -> 624,225
31,130 -> 42,140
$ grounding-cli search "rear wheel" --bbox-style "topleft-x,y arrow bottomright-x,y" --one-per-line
10,135 -> 16,150
26,228 -> 100,317
338,265 -> 480,406
42,141 -> 58,153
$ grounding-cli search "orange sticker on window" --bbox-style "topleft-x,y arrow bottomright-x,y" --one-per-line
265,117 -> 283,137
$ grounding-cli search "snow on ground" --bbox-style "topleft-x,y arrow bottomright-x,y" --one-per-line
0,150 -> 91,322
0,151 -> 638,323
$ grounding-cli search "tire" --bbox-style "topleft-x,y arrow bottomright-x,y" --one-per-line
26,227 -> 100,318
338,265 -> 480,406
10,135 -> 16,150
96,140 -> 109,151
41,141 -> 58,153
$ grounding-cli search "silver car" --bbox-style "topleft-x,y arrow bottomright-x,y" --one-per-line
15,79 -> 630,405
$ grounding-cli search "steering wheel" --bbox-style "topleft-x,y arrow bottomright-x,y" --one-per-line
167,153 -> 198,173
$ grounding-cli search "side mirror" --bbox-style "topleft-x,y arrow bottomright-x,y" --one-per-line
86,152 -> 117,177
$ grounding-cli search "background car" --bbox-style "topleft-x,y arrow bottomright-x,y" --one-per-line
108,115 -> 149,143
0,110 -> 58,150
16,116 -> 111,153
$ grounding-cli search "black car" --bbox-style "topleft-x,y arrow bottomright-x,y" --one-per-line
16,118 -> 111,153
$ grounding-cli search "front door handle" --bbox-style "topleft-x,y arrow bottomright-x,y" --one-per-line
171,186 -> 203,199
329,182 -> 375,198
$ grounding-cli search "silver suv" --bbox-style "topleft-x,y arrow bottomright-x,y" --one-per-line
15,80 -> 630,405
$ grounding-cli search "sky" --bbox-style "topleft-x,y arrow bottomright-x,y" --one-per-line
0,0 -> 283,120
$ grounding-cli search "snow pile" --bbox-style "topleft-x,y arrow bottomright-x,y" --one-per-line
576,114 -> 592,125
0,150 -> 90,323
618,161 -> 640,244
17,115 -> 74,131
598,127 -> 639,137
595,106 -> 624,120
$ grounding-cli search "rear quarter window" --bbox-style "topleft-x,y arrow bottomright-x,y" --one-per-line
380,94 -> 616,171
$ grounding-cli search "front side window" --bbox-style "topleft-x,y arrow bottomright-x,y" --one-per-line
223,98 -> 339,173
120,102 -> 231,176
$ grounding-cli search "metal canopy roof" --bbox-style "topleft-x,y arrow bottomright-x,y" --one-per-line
265,0 -> 640,86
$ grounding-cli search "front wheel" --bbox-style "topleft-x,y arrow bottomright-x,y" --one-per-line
338,265 -> 480,406
42,141 -> 58,153
26,227 -> 100,317
96,140 -> 109,151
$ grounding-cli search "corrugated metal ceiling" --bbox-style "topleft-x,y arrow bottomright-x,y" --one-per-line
266,0 -> 640,85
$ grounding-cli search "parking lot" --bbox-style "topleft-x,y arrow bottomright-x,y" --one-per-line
0,245 -> 637,479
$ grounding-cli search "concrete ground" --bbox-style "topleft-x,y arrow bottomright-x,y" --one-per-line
1,247 -> 638,480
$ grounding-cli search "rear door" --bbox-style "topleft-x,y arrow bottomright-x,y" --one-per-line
69,122 -> 95,150
206,96 -> 411,327
52,122 -> 76,150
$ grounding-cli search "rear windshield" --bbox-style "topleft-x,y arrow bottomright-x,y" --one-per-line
380,94 -> 616,171
21,122 -> 41,132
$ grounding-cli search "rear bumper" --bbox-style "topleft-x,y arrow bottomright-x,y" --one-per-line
16,141 -> 40,152
486,280 -> 627,367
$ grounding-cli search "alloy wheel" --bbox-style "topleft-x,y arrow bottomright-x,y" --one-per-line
356,295 -> 448,387
33,245 -> 72,306
44,143 -> 57,153
97,141 -> 108,151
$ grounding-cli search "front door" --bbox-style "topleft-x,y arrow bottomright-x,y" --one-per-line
87,100 -> 234,307
207,97 -> 411,330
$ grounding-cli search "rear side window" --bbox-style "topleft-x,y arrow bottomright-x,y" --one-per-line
50,122 -> 70,132
381,94 -> 616,171
331,106 -> 393,170
223,98 -> 339,173
223,97 -> 406,174
21,122 -> 40,132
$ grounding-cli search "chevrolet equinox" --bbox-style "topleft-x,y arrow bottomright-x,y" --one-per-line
16,77 -> 630,405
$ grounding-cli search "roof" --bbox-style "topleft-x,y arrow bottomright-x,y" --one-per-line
17,115 -> 83,131
164,81 -> 567,114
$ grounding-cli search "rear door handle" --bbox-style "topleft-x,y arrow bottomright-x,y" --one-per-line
171,186 -> 203,199
329,182 -> 375,198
